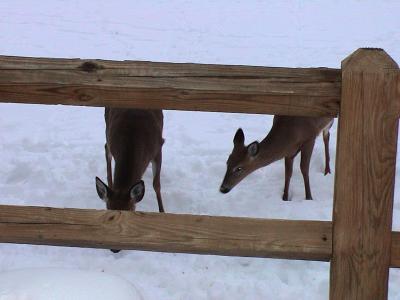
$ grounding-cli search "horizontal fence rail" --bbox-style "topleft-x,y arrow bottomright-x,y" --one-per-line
0,55 -> 341,116
0,205 -> 331,261
0,204 -> 399,267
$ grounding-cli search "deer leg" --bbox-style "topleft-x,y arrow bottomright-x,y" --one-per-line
323,128 -> 331,175
105,143 -> 113,189
152,151 -> 164,213
300,139 -> 316,200
283,156 -> 294,201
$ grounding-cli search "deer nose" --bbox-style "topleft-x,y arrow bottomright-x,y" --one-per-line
220,185 -> 231,194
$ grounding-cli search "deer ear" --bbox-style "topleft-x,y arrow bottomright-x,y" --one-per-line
233,128 -> 245,146
95,177 -> 109,202
130,180 -> 145,203
247,141 -> 259,157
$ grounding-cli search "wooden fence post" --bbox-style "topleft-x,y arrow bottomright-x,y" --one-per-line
330,48 -> 399,299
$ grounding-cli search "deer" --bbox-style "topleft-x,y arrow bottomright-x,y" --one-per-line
219,116 -> 333,201
95,108 -> 165,214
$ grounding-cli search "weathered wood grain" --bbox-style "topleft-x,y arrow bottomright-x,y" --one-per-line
0,204 -> 332,261
0,55 -> 341,116
1,203 -> 400,267
330,48 -> 400,300
391,232 -> 400,268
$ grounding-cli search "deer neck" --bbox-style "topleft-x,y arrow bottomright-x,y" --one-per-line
113,153 -> 145,191
257,131 -> 298,167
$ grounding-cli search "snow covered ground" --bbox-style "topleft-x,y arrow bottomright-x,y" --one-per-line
0,1 -> 399,299
0,268 -> 141,300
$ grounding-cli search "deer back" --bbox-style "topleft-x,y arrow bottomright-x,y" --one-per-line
105,108 -> 164,185
268,116 -> 333,148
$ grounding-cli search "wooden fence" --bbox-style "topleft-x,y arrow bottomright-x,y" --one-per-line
0,48 -> 399,299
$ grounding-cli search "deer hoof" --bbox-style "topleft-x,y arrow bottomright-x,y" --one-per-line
305,196 -> 313,200
282,195 -> 290,201
324,168 -> 331,176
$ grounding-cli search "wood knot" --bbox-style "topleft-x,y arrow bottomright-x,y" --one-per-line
322,234 -> 328,242
78,93 -> 92,102
79,61 -> 103,73
105,211 -> 121,223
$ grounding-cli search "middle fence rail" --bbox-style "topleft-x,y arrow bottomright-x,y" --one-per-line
0,205 -> 331,261
0,204 -> 400,267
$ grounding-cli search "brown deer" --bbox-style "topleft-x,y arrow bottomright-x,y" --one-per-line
220,116 -> 333,201
95,108 -> 165,212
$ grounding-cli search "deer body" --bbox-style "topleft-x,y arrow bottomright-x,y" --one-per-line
96,108 -> 165,212
220,116 -> 333,200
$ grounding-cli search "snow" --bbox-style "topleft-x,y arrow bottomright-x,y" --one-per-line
0,1 -> 399,299
0,268 -> 141,299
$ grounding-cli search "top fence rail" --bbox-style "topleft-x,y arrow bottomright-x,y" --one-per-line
0,55 -> 341,116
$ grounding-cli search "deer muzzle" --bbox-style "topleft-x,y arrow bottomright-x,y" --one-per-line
219,184 -> 231,194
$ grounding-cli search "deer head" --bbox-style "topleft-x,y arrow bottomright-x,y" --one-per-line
95,177 -> 145,211
220,128 -> 260,193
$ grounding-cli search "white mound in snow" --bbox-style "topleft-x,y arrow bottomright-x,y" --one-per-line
0,268 -> 142,300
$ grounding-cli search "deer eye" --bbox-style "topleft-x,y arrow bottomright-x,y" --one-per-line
233,167 -> 243,173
